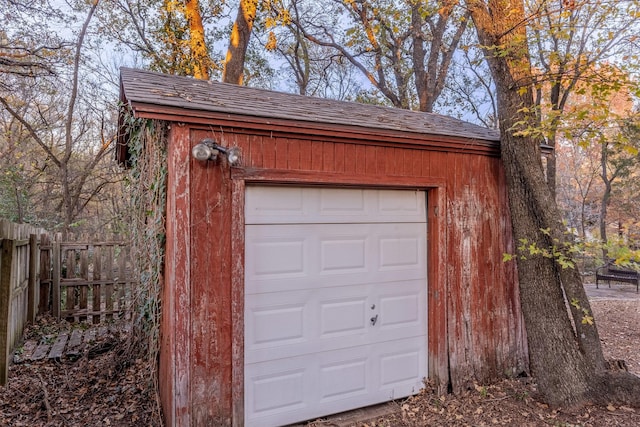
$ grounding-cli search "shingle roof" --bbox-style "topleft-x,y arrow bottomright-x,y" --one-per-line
119,67 -> 499,143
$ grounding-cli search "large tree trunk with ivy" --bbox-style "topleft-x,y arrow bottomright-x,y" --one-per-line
467,0 -> 640,407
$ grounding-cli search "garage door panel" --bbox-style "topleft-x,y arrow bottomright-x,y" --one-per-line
318,188 -> 367,215
320,238 -> 367,273
246,187 -> 426,224
377,189 -> 423,215
245,338 -> 425,427
319,297 -> 368,337
380,236 -> 420,270
250,368 -> 306,415
245,280 -> 425,364
379,293 -> 421,328
318,357 -> 369,401
379,348 -> 423,389
246,223 -> 426,295
252,238 -> 306,277
245,186 -> 306,220
251,304 -> 305,345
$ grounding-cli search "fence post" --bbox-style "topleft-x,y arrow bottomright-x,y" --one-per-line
93,245 -> 102,324
27,234 -> 38,323
0,239 -> 14,385
38,234 -> 51,315
52,239 -> 61,319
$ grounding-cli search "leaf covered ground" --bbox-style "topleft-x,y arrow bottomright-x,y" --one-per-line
0,298 -> 638,426
0,317 -> 161,426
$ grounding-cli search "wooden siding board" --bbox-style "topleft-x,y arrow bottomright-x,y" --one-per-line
427,186 -> 449,393
322,142 -> 335,172
161,123 -> 191,426
498,161 -> 529,375
274,137 -> 289,170
190,131 -> 233,424
355,145 -> 366,175
247,134 -> 263,168
231,179 -> 246,427
287,139 -> 301,170
262,136 -> 277,169
365,145 -> 377,175
376,146 -> 386,176
428,150 -> 447,180
342,144 -> 357,175
420,150 -> 430,177
299,139 -> 313,171
334,143 -> 345,174
311,140 -> 323,171
384,147 -> 395,177
395,148 -> 405,177
408,149 -> 421,177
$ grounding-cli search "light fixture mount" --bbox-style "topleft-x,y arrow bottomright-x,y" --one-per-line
191,138 -> 241,166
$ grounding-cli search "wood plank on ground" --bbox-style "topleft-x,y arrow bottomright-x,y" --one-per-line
13,340 -> 37,363
48,333 -> 69,359
97,326 -> 108,338
31,341 -> 52,360
84,328 -> 96,343
66,329 -> 84,358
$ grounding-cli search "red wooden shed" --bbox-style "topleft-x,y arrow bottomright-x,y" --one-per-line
118,67 -> 528,427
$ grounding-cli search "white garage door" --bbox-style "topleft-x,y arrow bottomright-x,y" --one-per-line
244,186 -> 427,427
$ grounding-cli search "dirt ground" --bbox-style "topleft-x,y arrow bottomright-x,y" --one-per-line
0,294 -> 638,426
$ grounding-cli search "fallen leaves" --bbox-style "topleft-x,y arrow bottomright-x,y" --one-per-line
0,317 -> 161,427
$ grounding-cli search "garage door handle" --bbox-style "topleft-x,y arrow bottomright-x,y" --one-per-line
370,314 -> 378,326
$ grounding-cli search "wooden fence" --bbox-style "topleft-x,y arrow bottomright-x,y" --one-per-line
0,220 -> 45,384
0,219 -> 136,385
53,239 -> 135,324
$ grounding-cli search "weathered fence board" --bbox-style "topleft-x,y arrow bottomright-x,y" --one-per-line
0,219 -> 45,385
56,240 -> 134,323
39,234 -> 52,315
28,234 -> 38,322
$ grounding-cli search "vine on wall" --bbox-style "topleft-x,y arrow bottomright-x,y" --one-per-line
121,113 -> 168,424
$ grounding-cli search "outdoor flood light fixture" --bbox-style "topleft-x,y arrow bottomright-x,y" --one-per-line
191,138 -> 241,166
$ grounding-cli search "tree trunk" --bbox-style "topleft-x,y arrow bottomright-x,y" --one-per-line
599,143 -> 612,261
546,137 -> 557,199
412,1 -> 468,113
222,0 -> 258,84
183,0 -> 210,80
467,0 -> 640,407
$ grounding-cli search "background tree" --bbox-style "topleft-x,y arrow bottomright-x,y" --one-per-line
262,0 -> 364,98
223,0 -> 259,83
0,0 -> 124,235
555,134 -> 600,241
97,0 -> 225,77
527,0 -> 640,196
555,65 -> 640,260
287,0 -> 469,111
436,30 -> 498,127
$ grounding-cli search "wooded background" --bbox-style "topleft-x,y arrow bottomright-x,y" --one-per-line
1,0 -> 638,265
